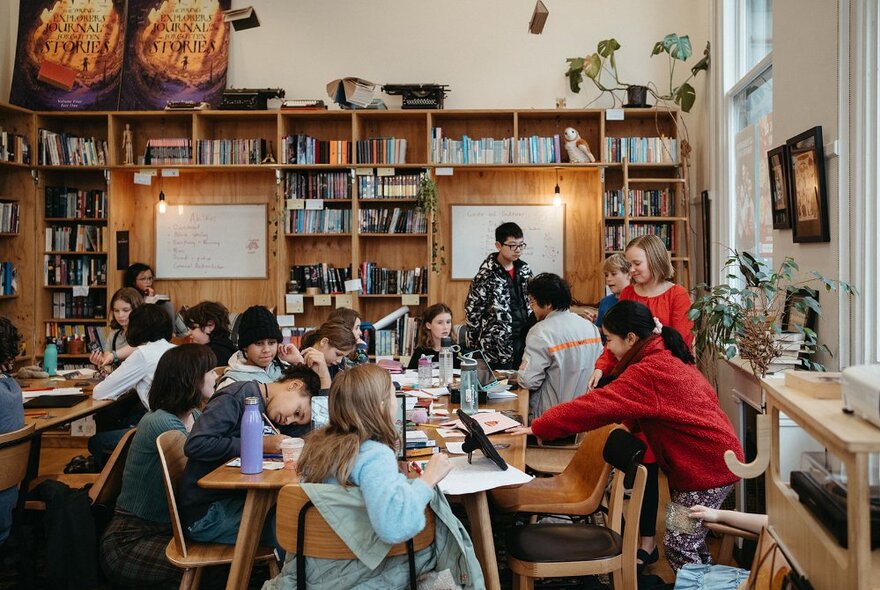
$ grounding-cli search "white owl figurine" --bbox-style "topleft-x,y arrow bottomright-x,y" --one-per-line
563,127 -> 596,163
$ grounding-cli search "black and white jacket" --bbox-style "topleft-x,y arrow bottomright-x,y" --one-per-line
464,252 -> 533,366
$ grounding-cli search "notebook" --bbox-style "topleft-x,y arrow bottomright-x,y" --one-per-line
23,394 -> 88,408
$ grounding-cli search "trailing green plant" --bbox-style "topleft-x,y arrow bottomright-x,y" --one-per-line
416,175 -> 446,273
565,33 -> 710,113
688,251 -> 857,378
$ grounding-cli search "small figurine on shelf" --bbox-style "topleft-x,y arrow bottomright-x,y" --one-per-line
563,127 -> 596,163
262,140 -> 276,164
122,123 -> 134,165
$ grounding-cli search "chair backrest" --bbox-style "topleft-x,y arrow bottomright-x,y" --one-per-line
275,484 -> 435,559
156,430 -> 189,558
0,423 -> 35,491
603,428 -> 647,538
452,322 -> 470,348
90,427 -> 137,506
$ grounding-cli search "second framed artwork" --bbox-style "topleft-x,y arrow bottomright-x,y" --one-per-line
767,144 -> 792,229
786,126 -> 830,242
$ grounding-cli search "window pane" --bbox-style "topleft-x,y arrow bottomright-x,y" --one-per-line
733,69 -> 773,264
744,0 -> 773,73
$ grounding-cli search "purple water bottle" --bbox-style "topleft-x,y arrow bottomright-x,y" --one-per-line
240,397 -> 263,474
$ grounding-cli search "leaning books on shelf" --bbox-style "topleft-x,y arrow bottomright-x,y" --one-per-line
604,136 -> 678,164
285,170 -> 352,200
45,224 -> 107,252
359,262 -> 427,295
44,255 -> 107,286
45,186 -> 107,219
51,290 -> 106,320
282,134 -> 351,165
38,129 -> 108,166
358,208 -> 427,234
0,128 -> 31,164
289,264 -> 352,294
0,262 -> 16,296
0,201 -> 20,233
195,138 -> 268,165
287,209 -> 352,234
357,171 -> 424,199
144,138 -> 192,165
355,137 -> 407,165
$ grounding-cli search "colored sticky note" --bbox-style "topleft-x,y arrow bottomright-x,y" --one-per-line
314,294 -> 332,306
434,167 -> 453,176
376,167 -> 395,177
344,279 -> 361,292
402,294 -> 420,306
285,294 -> 304,314
286,199 -> 305,210
305,199 -> 324,210
133,173 -> 152,186
335,294 -> 353,309
355,168 -> 373,176
605,108 -> 625,121
161,168 -> 180,177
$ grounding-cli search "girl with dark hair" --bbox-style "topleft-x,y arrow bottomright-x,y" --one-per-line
183,300 -> 237,367
100,344 -> 217,587
406,303 -> 462,370
511,300 -> 744,573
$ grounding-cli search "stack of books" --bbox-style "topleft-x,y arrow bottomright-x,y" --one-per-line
767,331 -> 809,373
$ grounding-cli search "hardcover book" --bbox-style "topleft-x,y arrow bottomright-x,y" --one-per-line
119,0 -> 230,110
10,0 -> 126,110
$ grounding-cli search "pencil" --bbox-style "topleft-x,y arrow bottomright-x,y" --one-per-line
262,412 -> 280,435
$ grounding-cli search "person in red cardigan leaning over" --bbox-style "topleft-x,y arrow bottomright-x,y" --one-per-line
588,233 -> 695,570
511,300 -> 743,573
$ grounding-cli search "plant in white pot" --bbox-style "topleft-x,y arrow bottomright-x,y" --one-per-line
565,33 -> 710,113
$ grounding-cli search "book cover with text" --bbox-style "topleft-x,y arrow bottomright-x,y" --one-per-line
9,0 -> 126,111
119,0 -> 230,110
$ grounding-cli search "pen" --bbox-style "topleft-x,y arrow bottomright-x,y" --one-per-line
262,412 -> 280,435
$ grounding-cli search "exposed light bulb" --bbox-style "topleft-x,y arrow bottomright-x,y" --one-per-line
158,190 -> 166,214
553,184 -> 562,207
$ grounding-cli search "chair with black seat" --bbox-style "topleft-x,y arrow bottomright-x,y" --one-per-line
156,430 -> 279,590
492,423 -> 616,518
504,427 -> 647,590
275,483 -> 435,590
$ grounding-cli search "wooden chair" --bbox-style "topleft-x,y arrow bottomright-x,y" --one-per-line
524,432 -> 585,475
26,427 -> 137,512
492,424 -> 616,517
156,430 -> 279,590
504,427 -> 648,590
0,424 -> 36,516
275,483 -> 435,590
705,521 -> 760,566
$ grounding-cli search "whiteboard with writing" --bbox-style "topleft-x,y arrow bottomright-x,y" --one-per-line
155,204 -> 267,279
450,205 -> 564,279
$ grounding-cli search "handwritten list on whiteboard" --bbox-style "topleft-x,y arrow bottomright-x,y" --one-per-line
155,204 -> 267,279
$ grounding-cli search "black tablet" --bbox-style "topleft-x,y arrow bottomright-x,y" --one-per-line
456,408 -> 508,470
23,394 -> 88,408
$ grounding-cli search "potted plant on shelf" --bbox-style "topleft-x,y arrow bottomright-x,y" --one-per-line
688,251 -> 857,379
416,174 -> 446,273
565,34 -> 710,113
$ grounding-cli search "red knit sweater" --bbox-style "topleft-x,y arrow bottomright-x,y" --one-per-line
531,337 -> 743,492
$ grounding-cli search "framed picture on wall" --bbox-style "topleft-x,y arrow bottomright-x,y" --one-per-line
767,144 -> 792,229
786,126 -> 830,243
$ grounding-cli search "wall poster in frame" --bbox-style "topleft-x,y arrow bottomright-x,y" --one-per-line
767,144 -> 792,229
786,126 -> 830,242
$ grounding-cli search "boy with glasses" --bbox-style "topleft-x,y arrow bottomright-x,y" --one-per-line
464,222 -> 533,369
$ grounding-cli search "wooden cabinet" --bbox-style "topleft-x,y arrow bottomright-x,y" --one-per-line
1,104 -> 693,362
762,376 -> 880,589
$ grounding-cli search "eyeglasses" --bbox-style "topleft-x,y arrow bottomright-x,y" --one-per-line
503,242 -> 527,251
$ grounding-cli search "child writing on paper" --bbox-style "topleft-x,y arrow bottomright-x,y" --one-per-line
263,364 -> 487,590
510,300 -> 742,573
327,307 -> 369,367
406,303 -> 462,370
299,321 -> 357,379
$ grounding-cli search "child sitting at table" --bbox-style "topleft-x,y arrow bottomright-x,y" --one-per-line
299,321 -> 357,380
263,364 -> 484,590
182,300 -> 237,367
406,303 -> 462,370
178,364 -> 322,551
0,316 -> 25,545
327,307 -> 369,368
100,344 -> 217,587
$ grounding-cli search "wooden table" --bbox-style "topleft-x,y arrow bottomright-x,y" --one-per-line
198,385 -> 530,590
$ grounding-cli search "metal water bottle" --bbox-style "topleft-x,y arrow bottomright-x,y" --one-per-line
418,354 -> 433,388
459,357 -> 479,415
240,397 -> 263,474
43,340 -> 58,377
438,337 -> 454,387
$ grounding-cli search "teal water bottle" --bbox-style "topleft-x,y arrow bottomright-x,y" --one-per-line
459,357 -> 479,415
43,340 -> 58,377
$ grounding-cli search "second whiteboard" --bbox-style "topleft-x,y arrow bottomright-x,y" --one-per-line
450,205 -> 564,279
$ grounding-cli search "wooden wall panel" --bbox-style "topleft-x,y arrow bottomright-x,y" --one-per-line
0,166 -> 36,359
430,167 -> 603,323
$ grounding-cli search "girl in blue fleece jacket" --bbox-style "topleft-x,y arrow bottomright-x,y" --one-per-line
296,364 -> 451,544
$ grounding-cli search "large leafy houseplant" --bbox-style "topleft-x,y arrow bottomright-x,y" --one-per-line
688,251 -> 856,378
565,33 -> 710,113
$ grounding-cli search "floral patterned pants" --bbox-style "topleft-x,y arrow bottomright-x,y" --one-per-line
663,484 -> 733,572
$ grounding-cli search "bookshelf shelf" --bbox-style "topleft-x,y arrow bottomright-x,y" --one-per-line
0,294 -> 17,300
43,285 -> 107,289
359,233 -> 428,238
46,318 -> 106,324
45,251 -> 108,255
286,232 -> 352,238
0,161 -> 31,170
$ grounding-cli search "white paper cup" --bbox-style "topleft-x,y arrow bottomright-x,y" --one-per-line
280,437 -> 305,470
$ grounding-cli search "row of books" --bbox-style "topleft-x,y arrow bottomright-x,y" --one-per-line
45,186 -> 108,219
359,262 -> 427,295
0,262 -> 16,296
629,222 -> 676,250
286,209 -> 352,234
281,134 -> 352,165
354,138 -> 408,164
604,189 -> 676,217
358,208 -> 427,234
0,201 -> 20,233
515,135 -> 563,164
604,136 -> 678,164
0,129 -> 31,164
45,225 -> 108,253
38,129 -> 109,166
195,138 -> 268,165
430,129 -> 516,164
44,323 -> 103,351
144,138 -> 192,165
51,291 -> 106,320
284,171 -> 352,200
289,263 -> 352,294
365,314 -> 422,358
604,224 -> 627,252
358,172 -> 423,199
44,255 -> 107,287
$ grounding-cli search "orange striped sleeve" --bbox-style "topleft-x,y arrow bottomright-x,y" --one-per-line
547,337 -> 602,354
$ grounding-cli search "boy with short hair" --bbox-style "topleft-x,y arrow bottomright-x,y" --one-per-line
596,254 -> 631,338
464,222 -> 534,369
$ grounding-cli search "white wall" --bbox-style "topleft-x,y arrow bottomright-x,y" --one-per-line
772,0 -> 844,368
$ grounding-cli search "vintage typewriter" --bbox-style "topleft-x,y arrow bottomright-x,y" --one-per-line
219,88 -> 285,111
382,84 -> 450,109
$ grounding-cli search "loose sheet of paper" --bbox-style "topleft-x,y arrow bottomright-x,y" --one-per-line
438,455 -> 532,495
225,458 -> 285,471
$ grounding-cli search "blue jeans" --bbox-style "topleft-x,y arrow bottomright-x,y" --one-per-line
186,496 -> 281,555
